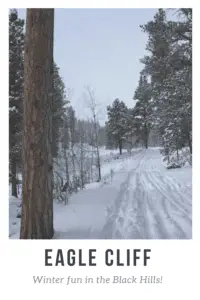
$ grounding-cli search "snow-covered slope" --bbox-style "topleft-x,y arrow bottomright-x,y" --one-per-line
9,148 -> 192,239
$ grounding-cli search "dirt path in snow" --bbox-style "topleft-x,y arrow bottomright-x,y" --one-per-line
102,149 -> 192,239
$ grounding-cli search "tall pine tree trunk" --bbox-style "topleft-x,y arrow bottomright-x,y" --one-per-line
11,158 -> 17,197
20,9 -> 54,239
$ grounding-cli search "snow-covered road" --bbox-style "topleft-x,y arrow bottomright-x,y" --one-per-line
54,149 -> 192,239
102,149 -> 192,239
9,148 -> 192,239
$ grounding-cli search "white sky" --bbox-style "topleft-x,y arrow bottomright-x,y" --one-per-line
17,8 -> 177,124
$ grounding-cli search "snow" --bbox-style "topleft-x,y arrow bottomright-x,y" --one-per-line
164,147 -> 192,168
9,148 -> 192,239
9,196 -> 21,238
9,106 -> 18,112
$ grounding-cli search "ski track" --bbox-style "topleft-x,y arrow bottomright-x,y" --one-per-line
9,149 -> 192,239
102,149 -> 192,239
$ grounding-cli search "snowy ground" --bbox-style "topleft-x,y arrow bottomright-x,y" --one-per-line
9,148 -> 192,239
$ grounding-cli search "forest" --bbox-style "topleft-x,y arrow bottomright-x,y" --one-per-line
9,8 -> 192,239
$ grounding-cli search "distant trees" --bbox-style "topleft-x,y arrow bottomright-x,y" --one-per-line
9,9 -> 24,197
106,99 -> 128,154
133,74 -> 152,149
20,9 -> 54,239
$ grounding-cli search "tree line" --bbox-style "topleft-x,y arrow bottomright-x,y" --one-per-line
106,9 -> 192,163
9,9 -> 105,203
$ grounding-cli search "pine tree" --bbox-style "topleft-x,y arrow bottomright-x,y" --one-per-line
105,122 -> 116,149
140,8 -> 192,163
20,9 -> 54,239
9,9 -> 24,197
133,74 -> 152,149
169,9 -> 192,154
107,99 -> 128,154
52,62 -> 68,158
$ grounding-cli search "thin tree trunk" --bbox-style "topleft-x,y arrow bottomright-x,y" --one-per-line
184,114 -> 192,154
63,118 -> 69,204
188,137 -> 192,154
144,122 -> 148,149
71,148 -> 77,192
94,122 -> 101,181
70,135 -> 76,191
80,139 -> 84,189
176,148 -> 179,161
96,145 -> 101,181
20,9 -> 54,239
187,130 -> 192,154
119,140 -> 122,155
11,158 -> 17,197
91,145 -> 94,182
145,136 -> 148,149
64,150 -> 69,205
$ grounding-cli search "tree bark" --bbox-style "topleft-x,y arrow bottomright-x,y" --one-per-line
20,9 -> 54,239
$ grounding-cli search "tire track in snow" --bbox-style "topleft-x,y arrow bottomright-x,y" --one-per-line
102,149 -> 192,239
102,152 -> 146,238
141,155 -> 192,238
139,172 -> 175,239
130,172 -> 163,239
154,171 -> 192,209
141,171 -> 189,239
146,171 -> 192,223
